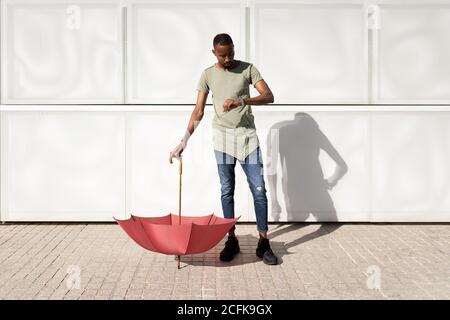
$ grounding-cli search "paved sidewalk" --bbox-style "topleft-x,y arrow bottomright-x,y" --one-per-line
0,222 -> 449,300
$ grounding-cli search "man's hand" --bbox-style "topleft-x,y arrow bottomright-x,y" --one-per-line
222,99 -> 241,112
170,141 -> 186,160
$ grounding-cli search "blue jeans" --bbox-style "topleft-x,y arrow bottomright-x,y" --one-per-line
214,147 -> 268,233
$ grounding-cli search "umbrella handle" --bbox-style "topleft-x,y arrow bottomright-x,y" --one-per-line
169,153 -> 183,269
169,153 -> 182,224
169,152 -> 183,175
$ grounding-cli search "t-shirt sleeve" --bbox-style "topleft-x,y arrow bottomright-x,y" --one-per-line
197,70 -> 210,93
249,64 -> 264,87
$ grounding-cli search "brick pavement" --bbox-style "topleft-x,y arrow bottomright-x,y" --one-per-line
0,222 -> 449,300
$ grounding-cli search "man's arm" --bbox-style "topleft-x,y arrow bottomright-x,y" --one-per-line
223,80 -> 274,112
318,130 -> 348,190
170,90 -> 208,159
244,80 -> 274,105
186,90 -> 208,136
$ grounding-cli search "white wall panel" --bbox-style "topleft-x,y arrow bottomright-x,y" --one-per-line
1,0 -> 123,104
371,112 -> 450,221
374,3 -> 450,103
127,0 -> 245,104
0,112 -> 125,221
251,1 -> 368,104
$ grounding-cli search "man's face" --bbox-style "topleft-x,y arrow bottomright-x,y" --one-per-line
212,44 -> 235,69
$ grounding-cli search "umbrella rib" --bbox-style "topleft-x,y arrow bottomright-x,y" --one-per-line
184,223 -> 194,255
135,216 -> 157,250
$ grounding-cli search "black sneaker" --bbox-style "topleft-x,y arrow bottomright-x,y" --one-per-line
256,238 -> 278,265
220,236 -> 240,262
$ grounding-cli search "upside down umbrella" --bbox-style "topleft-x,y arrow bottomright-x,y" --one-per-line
115,153 -> 239,269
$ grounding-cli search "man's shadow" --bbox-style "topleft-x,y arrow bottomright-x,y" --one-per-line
264,112 -> 348,249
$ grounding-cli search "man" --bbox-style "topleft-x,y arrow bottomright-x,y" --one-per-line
170,33 -> 278,265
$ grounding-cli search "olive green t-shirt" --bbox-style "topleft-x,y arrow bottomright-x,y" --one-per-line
197,60 -> 264,161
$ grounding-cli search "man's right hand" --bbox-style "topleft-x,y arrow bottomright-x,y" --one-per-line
170,142 -> 186,161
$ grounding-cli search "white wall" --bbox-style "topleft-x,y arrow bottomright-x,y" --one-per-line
1,0 -> 450,222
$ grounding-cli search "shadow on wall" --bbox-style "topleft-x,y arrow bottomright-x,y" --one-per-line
265,112 -> 348,223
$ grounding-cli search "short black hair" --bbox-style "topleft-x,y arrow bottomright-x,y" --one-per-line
213,33 -> 233,47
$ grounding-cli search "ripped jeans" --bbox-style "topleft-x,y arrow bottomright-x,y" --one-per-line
214,146 -> 268,233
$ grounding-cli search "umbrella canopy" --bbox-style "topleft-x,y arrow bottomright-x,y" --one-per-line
115,153 -> 238,268
115,213 -> 239,255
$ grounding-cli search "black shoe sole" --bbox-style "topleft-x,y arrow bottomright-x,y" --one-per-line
263,258 -> 278,265
256,251 -> 278,265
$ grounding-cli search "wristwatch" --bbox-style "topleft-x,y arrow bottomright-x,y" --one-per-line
240,98 -> 246,107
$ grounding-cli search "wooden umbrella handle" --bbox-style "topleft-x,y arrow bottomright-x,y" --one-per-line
178,159 -> 182,221
169,152 -> 182,220
169,152 -> 182,269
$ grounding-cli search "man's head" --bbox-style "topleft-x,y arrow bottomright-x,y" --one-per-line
212,33 -> 235,69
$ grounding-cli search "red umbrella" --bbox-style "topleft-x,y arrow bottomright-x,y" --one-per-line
115,154 -> 239,268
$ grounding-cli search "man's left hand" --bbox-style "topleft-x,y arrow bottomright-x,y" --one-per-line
222,99 -> 241,112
